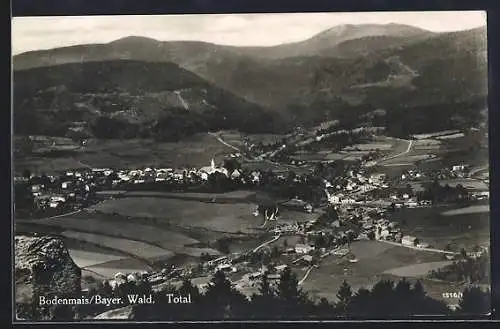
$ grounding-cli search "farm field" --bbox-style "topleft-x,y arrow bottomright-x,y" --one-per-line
15,156 -> 90,175
15,134 -> 236,174
389,205 -> 490,251
123,190 -> 257,203
67,249 -> 127,268
246,133 -> 288,145
438,179 -> 489,191
61,230 -> 175,260
90,197 -> 262,233
441,205 -> 490,216
83,265 -> 152,279
435,133 -> 466,140
289,153 -> 328,161
344,143 -> 393,151
409,179 -> 489,191
383,261 -> 453,277
299,240 -> 445,303
412,130 -> 461,140
17,216 -> 199,251
216,131 -> 247,149
323,153 -> 349,161
373,136 -> 409,157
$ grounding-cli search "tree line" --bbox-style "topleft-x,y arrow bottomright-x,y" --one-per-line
30,267 -> 490,321
416,179 -> 470,204
428,254 -> 490,284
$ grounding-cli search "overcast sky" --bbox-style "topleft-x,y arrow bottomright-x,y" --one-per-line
12,11 -> 486,55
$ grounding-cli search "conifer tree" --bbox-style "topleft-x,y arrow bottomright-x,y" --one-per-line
335,280 -> 353,316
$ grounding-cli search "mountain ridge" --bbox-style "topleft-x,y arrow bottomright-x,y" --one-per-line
13,24 -> 488,136
14,60 -> 285,140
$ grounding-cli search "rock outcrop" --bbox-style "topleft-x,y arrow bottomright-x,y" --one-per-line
15,234 -> 81,320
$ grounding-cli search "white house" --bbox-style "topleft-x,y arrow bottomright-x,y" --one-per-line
61,181 -> 72,189
49,201 -> 59,208
304,204 -> 313,213
275,265 -> 289,273
405,201 -> 419,208
31,184 -> 42,192
329,195 -> 340,204
251,171 -> 260,183
341,198 -> 356,204
295,244 -> 315,254
216,263 -> 237,273
51,196 -> 66,203
231,169 -> 241,179
401,235 -> 417,246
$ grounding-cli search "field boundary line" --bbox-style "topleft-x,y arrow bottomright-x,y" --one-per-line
377,239 -> 459,255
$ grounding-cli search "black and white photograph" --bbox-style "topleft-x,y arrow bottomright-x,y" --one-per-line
12,11 -> 490,321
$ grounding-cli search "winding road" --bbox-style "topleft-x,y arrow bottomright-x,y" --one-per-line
298,265 -> 315,285
208,132 -> 241,152
376,138 -> 413,164
252,234 -> 281,253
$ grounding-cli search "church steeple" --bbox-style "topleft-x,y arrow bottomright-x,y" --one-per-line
211,158 -> 215,169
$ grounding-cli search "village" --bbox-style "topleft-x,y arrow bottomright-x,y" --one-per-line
14,149 -> 489,301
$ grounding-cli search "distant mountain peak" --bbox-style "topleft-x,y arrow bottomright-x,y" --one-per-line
109,36 -> 160,45
312,23 -> 430,41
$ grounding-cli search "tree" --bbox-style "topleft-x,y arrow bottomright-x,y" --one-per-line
412,280 -> 426,300
335,280 -> 353,315
202,271 -> 248,319
405,184 -> 413,195
458,287 -> 491,315
215,238 -> 231,254
15,183 -> 35,215
178,278 -> 201,303
276,267 -> 307,318
271,246 -> 280,258
223,158 -> 241,174
393,278 -> 412,315
22,169 -> 31,180
369,279 -> 395,315
349,288 -> 371,315
367,231 -> 376,240
321,207 -> 339,223
251,270 -> 277,319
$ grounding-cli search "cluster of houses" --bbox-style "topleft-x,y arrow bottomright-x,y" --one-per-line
323,171 -> 390,205
400,165 -> 471,182
16,170 -> 96,212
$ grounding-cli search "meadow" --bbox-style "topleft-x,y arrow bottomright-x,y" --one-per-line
61,230 -> 175,260
298,240 -> 445,303
90,197 -> 262,234
18,216 -> 199,250
388,205 -> 490,251
15,133 -> 237,174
